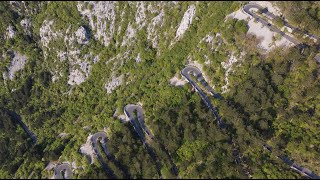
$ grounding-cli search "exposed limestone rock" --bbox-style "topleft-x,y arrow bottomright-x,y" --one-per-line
175,5 -> 196,40
71,161 -> 77,169
7,52 -> 28,80
121,23 -> 136,46
105,75 -> 123,94
67,61 -> 92,86
75,26 -> 90,45
116,11 -> 126,37
221,51 -> 246,93
169,76 -> 187,87
65,50 -> 93,86
147,3 -> 159,14
147,10 -> 164,48
79,60 -> 91,78
77,1 -> 116,46
135,53 -> 141,63
51,70 -> 62,83
6,25 -> 16,39
68,69 -> 86,85
9,1 -> 42,16
79,134 -> 95,164
93,55 -> 99,64
83,126 -> 91,131
135,2 -> 146,29
20,18 -> 31,36
39,19 -> 95,85
57,51 -> 67,62
40,20 -> 63,48
221,53 -> 238,93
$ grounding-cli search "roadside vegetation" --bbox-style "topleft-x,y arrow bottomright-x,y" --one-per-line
0,1 -> 319,179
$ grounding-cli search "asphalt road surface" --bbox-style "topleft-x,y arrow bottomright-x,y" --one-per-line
3,108 -> 37,144
91,132 -> 117,179
243,3 -> 301,46
263,144 -> 320,179
124,104 -> 154,141
181,65 -> 225,128
244,3 -> 320,178
124,104 -> 163,178
54,163 -> 72,179
244,3 -> 320,63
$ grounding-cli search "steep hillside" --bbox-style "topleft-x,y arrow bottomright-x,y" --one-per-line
0,1 -> 319,179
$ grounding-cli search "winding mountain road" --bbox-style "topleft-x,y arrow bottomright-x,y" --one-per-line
124,104 -> 180,178
54,163 -> 72,179
243,3 -> 320,42
181,65 -> 225,128
243,3 -> 320,64
243,3 -> 320,178
124,104 -> 163,178
124,104 -> 154,141
263,144 -> 320,179
91,132 -> 117,179
3,108 -> 37,144
181,66 -> 257,177
243,3 -> 301,46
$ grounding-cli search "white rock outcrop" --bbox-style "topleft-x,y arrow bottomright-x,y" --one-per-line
105,75 -> 123,94
221,53 -> 238,93
121,24 -> 136,46
6,25 -> 16,39
93,55 -> 99,64
79,134 -> 95,164
147,10 -> 164,48
20,18 -> 31,36
40,20 -> 63,48
9,1 -> 41,16
71,161 -> 77,169
77,1 -> 116,46
57,51 -> 67,62
51,70 -> 62,83
169,76 -> 187,87
135,2 -> 146,29
7,52 -> 28,80
147,3 -> 159,14
68,69 -> 86,85
66,50 -> 93,86
121,2 -> 149,47
67,61 -> 92,86
175,5 -> 196,40
135,53 -> 141,63
199,32 -> 217,51
75,26 -> 90,45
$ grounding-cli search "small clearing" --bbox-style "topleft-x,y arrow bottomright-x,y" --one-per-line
79,134 -> 95,164
169,76 -> 187,87
226,4 -> 294,52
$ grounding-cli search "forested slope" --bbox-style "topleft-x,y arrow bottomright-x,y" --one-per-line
0,1 -> 319,179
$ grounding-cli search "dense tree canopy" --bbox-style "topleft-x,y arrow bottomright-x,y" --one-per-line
0,1 -> 319,179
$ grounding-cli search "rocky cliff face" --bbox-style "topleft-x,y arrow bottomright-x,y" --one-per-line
77,1 -> 116,47
2,1 -> 200,92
